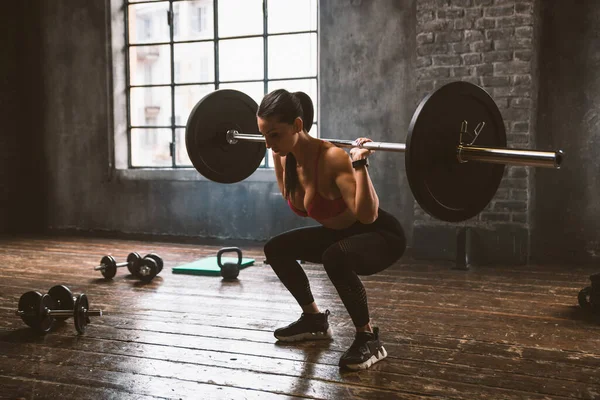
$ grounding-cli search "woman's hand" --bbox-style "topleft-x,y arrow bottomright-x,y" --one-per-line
350,137 -> 374,161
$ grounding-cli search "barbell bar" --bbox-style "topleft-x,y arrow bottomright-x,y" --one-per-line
226,130 -> 563,169
185,81 -> 564,222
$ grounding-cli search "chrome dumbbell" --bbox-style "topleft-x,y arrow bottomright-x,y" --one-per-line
15,288 -> 102,334
94,252 -> 144,279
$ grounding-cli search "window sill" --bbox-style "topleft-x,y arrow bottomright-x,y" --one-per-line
114,167 -> 275,182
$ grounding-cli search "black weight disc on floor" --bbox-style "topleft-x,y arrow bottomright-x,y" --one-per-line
18,291 -> 44,329
74,294 -> 90,334
48,285 -> 74,321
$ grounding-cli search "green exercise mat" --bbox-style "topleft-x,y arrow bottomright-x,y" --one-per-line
172,257 -> 256,276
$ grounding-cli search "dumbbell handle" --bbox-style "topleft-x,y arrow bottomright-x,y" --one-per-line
94,261 -> 130,271
16,309 -> 103,317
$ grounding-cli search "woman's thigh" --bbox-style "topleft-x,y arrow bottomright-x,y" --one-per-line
264,225 -> 341,264
325,230 -> 405,276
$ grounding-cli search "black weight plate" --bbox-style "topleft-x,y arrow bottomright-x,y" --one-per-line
127,252 -> 142,277
101,255 -> 117,279
144,253 -> 163,273
185,89 -> 266,183
48,285 -> 74,321
38,294 -> 56,333
18,290 -> 43,329
74,294 -> 90,334
138,258 -> 158,283
406,81 -> 506,222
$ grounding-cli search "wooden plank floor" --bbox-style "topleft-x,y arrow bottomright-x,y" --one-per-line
1,235 -> 600,399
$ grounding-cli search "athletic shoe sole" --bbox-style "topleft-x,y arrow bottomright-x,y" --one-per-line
343,346 -> 388,370
275,327 -> 333,342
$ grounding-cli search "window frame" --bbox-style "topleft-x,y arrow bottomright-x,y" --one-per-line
116,0 -> 319,174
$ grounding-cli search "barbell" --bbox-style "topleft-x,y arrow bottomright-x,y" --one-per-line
184,81 -> 564,222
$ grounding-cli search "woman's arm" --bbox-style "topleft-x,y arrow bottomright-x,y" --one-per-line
329,146 -> 379,223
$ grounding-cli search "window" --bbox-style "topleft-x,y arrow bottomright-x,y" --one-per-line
124,0 -> 318,169
193,6 -> 207,32
172,4 -> 179,36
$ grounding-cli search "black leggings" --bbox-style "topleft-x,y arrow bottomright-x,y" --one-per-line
264,208 -> 406,327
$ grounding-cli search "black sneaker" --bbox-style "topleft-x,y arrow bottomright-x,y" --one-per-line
339,327 -> 387,370
274,310 -> 333,342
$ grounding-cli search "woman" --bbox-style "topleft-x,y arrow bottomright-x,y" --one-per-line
259,89 -> 406,370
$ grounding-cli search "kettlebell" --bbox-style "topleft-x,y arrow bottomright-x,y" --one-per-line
217,247 -> 242,280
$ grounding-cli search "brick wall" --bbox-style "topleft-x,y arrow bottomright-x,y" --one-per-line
415,0 -> 536,228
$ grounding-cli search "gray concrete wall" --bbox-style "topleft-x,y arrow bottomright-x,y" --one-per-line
532,1 -> 600,264
34,1 -> 416,242
319,0 -> 416,242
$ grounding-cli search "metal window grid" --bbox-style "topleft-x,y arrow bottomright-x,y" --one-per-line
125,0 -> 319,169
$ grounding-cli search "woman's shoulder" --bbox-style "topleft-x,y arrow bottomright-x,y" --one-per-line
321,141 -> 346,157
320,141 -> 351,170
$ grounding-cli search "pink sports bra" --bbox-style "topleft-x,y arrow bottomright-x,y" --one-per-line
287,145 -> 348,221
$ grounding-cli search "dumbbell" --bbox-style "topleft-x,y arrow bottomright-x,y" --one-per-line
94,252 -> 163,281
136,253 -> 164,282
15,289 -> 103,334
94,252 -> 144,279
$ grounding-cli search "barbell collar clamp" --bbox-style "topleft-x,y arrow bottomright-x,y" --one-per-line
226,130 -> 239,145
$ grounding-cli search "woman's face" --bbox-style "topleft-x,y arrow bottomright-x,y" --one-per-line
257,116 -> 302,155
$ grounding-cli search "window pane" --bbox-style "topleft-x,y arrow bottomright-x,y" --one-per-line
219,81 -> 264,107
129,45 -> 171,86
218,0 -> 263,38
128,2 -> 170,44
219,38 -> 264,81
131,128 -> 172,167
174,43 -> 215,84
130,86 -> 172,126
268,0 -> 317,34
268,34 -> 317,79
175,84 -> 215,127
128,0 -> 161,3
174,0 -> 214,41
268,79 -> 317,122
175,128 -> 193,166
